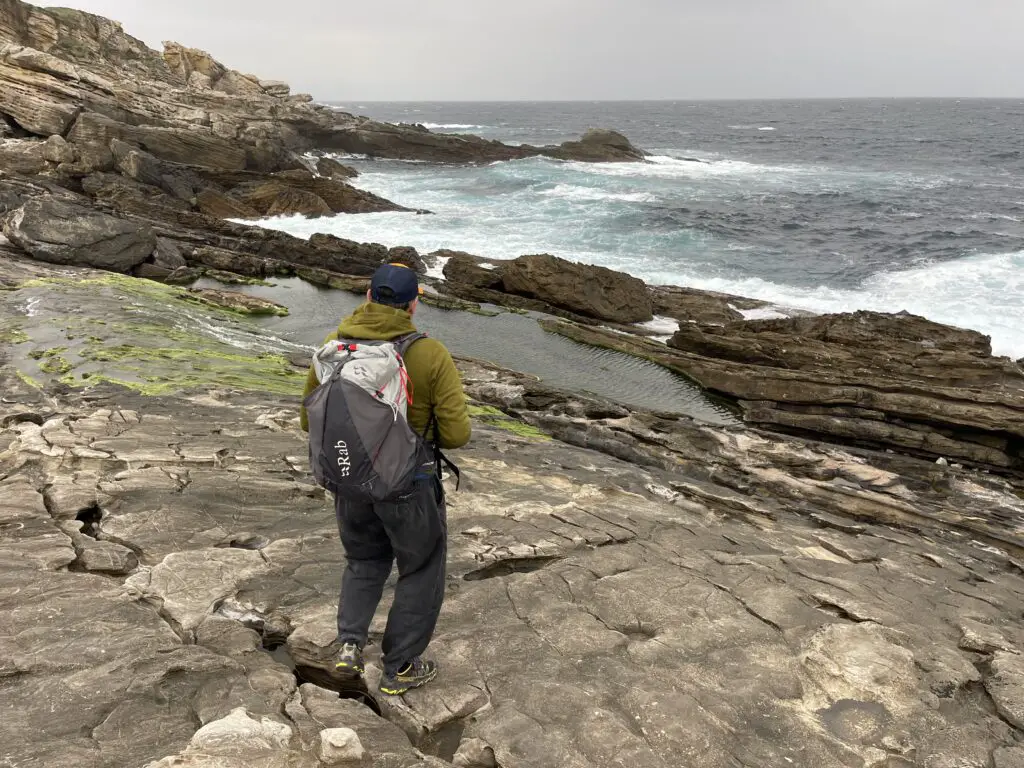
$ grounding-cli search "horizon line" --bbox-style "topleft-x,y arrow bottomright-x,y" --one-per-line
316,96 -> 1024,104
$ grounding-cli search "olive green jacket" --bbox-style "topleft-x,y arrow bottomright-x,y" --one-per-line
300,302 -> 471,450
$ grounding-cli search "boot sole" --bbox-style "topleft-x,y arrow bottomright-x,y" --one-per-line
379,665 -> 438,695
335,661 -> 364,677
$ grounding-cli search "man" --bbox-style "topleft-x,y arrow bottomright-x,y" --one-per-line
300,262 -> 471,695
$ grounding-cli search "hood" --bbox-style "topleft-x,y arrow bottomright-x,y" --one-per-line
337,302 -> 418,341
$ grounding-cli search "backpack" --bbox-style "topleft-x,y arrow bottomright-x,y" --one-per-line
304,332 -> 456,502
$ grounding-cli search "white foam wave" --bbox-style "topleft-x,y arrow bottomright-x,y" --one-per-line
967,212 -> 1022,223
425,253 -> 450,280
420,123 -> 487,131
638,316 -> 680,335
734,306 -> 789,321
637,316 -> 680,342
654,250 -> 1024,359
758,127 -> 777,132
572,154 -> 815,180
539,184 -> 657,203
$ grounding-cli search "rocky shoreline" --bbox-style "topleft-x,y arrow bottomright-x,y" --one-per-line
2,2 -> 1024,767
2,0 -> 1022,471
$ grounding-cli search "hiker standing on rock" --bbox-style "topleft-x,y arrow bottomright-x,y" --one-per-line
300,263 -> 471,695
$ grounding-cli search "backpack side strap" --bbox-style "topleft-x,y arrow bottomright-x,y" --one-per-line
422,412 -> 461,492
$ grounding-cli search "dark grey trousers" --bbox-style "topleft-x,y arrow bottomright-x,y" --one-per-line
334,475 -> 447,676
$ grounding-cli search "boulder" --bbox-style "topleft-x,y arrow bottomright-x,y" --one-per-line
64,112 -> 116,172
652,284 -> 778,327
258,79 -> 290,98
548,128 -> 647,162
131,262 -> 174,280
111,139 -> 205,201
3,197 -> 156,272
186,287 -> 289,316
162,42 -> 224,83
502,253 -> 654,323
317,728 -> 365,765
308,233 -> 389,269
153,238 -> 187,270
195,188 -> 260,219
316,156 -> 358,179
227,181 -> 332,218
0,137 -> 46,173
41,134 -> 74,164
442,250 -> 506,290
271,170 -> 406,214
215,69 -> 267,98
386,245 -> 425,273
216,172 -> 404,217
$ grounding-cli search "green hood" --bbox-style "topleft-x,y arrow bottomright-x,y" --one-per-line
337,303 -> 417,341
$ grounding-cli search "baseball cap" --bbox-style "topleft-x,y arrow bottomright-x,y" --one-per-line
370,262 -> 424,305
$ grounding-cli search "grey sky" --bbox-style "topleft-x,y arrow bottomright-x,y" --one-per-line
56,0 -> 1024,100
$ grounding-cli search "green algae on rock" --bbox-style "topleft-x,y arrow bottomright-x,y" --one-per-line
467,403 -> 550,440
0,326 -> 30,345
203,270 -> 274,287
5,271 -> 306,397
420,293 -> 501,317
186,288 -> 289,317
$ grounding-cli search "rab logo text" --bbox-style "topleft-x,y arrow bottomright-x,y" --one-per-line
335,440 -> 350,477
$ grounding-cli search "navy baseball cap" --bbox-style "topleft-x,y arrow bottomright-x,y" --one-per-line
370,263 -> 423,304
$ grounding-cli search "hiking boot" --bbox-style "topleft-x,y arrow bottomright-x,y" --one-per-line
335,642 -> 364,677
378,657 -> 438,695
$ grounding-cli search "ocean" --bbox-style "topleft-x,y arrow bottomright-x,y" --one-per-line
259,100 -> 1024,359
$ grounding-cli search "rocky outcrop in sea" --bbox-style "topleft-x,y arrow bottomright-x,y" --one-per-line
2,2 -> 1024,767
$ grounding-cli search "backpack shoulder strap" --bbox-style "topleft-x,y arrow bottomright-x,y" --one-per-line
394,332 -> 428,357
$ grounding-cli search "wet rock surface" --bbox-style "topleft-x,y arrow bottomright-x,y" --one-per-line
667,310 -> 1024,471
2,260 -> 1023,767
535,312 -> 1024,474
501,253 -> 654,324
3,196 -> 157,271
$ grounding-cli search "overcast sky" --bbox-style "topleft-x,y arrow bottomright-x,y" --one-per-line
55,0 -> 1024,100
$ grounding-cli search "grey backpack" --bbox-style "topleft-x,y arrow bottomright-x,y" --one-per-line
304,332 -> 434,502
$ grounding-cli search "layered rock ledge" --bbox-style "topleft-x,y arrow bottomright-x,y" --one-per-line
435,250 -> 1024,473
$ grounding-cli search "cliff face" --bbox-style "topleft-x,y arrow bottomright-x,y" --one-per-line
0,0 -> 648,168
0,1 -> 180,83
0,0 -> 330,160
